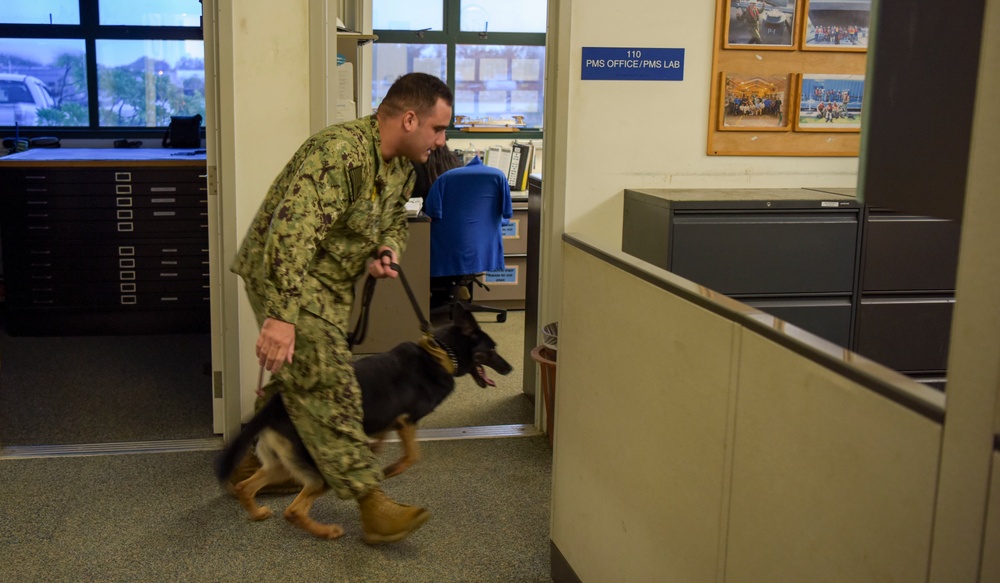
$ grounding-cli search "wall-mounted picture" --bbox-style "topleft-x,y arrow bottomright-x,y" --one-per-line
719,72 -> 791,131
724,0 -> 798,49
801,0 -> 871,51
795,73 -> 865,131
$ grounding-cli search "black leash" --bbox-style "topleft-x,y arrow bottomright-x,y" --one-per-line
347,250 -> 433,350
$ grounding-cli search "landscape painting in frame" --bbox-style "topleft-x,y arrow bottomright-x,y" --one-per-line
795,73 -> 865,131
719,72 -> 791,131
801,0 -> 871,51
724,0 -> 798,49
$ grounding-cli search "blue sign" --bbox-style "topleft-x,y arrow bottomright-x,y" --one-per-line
582,47 -> 685,81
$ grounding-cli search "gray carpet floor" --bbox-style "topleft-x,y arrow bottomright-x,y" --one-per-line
0,436 -> 553,582
0,310 -> 532,447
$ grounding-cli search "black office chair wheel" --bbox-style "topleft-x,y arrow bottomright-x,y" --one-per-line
496,312 -> 507,323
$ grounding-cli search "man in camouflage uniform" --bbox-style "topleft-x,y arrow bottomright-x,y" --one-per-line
231,73 -> 453,544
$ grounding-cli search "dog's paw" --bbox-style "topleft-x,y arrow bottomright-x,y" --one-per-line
383,461 -> 411,479
249,506 -> 273,521
318,524 -> 345,540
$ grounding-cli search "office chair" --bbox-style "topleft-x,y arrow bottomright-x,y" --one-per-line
424,155 -> 513,323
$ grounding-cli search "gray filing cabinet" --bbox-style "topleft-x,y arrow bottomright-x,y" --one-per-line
623,187 -> 961,388
623,188 -> 861,347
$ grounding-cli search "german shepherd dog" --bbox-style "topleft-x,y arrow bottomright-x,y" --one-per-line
215,304 -> 513,538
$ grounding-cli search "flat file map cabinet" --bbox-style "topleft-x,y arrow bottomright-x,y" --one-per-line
0,148 -> 210,336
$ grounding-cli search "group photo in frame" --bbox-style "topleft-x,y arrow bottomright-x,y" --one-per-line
723,0 -> 799,49
719,72 -> 792,131
794,73 -> 865,131
801,0 -> 871,51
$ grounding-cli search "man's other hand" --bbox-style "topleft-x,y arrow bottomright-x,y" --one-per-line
257,318 -> 295,373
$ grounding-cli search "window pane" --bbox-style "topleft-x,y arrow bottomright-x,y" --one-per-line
0,38 -> 88,127
372,44 -> 447,110
96,39 -> 205,127
460,0 -> 546,33
455,44 -> 544,128
0,0 -> 80,25
99,0 -> 202,26
374,0 -> 443,31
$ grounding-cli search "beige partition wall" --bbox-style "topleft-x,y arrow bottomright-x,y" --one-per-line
727,332 -> 941,582
552,236 -> 945,582
553,241 -> 740,582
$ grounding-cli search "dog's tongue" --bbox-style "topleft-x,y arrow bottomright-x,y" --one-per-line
476,365 -> 496,387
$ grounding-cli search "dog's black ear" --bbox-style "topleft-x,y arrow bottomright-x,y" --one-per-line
455,303 -> 479,334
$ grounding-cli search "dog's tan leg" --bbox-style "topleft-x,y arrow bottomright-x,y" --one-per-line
368,431 -> 388,454
383,417 -> 421,479
233,465 -> 293,521
283,483 -> 344,539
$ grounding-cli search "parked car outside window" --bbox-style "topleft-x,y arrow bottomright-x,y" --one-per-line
0,74 -> 56,126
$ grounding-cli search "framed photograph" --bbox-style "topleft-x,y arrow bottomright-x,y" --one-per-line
724,0 -> 799,49
794,73 -> 865,131
718,72 -> 792,131
801,0 -> 871,51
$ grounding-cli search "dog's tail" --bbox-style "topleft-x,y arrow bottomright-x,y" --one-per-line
213,393 -> 281,483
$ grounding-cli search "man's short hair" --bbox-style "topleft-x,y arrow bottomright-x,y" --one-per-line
378,73 -> 454,119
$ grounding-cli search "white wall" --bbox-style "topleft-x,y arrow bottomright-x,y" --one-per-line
211,0 -> 315,423
552,0 -> 858,249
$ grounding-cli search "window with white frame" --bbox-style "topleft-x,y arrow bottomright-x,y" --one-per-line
0,0 -> 204,131
372,0 -> 546,132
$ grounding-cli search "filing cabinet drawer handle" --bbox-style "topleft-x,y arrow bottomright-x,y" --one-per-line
28,213 -> 49,218
151,198 -> 176,204
153,211 -> 176,217
33,299 -> 55,305
29,250 -> 52,255
116,197 -> 133,207
117,222 -> 134,232
27,200 -> 48,205
120,271 -> 136,280
116,184 -> 132,195
119,258 -> 136,268
30,275 -> 53,280
117,210 -> 134,220
160,297 -> 179,302
120,283 -> 137,293
119,246 -> 135,256
115,172 -> 132,182
151,187 -> 177,193
121,295 -> 137,305
28,226 -> 50,230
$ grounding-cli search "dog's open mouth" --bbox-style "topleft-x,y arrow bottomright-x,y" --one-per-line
474,365 -> 496,388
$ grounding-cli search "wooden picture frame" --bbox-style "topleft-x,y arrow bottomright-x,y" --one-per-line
723,0 -> 799,50
800,0 -> 871,51
794,73 -> 865,131
718,72 -> 792,131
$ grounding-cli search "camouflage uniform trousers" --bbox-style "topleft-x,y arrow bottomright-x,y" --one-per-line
247,290 -> 383,500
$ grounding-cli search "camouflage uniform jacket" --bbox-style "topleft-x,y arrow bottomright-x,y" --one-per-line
231,114 -> 415,330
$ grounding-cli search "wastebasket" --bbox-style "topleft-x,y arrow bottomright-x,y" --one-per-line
532,322 -> 558,446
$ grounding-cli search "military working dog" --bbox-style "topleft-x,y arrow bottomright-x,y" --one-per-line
215,304 -> 513,539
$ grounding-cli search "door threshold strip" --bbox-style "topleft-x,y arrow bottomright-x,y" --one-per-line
0,425 -> 542,460
0,437 -> 224,460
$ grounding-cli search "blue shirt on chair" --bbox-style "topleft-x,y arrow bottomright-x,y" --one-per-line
424,156 -> 513,278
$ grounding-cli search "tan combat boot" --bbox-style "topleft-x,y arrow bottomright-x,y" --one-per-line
358,487 -> 430,544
